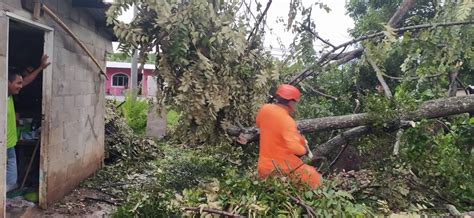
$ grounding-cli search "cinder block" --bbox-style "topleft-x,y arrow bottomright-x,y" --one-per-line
52,63 -> 66,81
64,96 -> 74,109
60,140 -> 77,164
66,108 -> 81,124
47,143 -> 65,169
78,82 -> 87,95
53,31 -> 65,49
63,35 -> 79,53
82,95 -> 90,107
63,122 -> 80,148
50,109 -> 65,129
90,94 -> 99,106
51,96 -> 64,112
53,46 -> 62,64
49,127 -> 65,146
70,8 -> 80,23
58,0 -> 71,18
73,66 -> 84,82
3,0 -> 22,8
68,81 -> 80,95
78,10 -> 90,28
67,65 -> 80,83
73,95 -> 84,107
86,83 -> 95,95
56,48 -> 70,65
53,80 -> 69,96
90,94 -> 97,106
43,0 -> 59,11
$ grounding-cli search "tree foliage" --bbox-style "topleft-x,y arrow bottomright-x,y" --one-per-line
107,0 -> 278,144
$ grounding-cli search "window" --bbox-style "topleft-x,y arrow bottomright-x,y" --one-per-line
112,73 -> 129,87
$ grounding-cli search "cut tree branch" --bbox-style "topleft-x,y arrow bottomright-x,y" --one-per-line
182,207 -> 245,218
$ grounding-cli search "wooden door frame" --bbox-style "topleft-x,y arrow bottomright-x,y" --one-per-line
2,12 -> 54,212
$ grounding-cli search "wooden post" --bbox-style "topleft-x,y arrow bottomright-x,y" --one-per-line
33,0 -> 41,20
41,4 -> 109,80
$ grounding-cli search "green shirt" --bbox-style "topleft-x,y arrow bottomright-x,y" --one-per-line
7,96 -> 17,148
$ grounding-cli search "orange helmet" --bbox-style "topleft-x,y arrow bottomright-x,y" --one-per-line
275,84 -> 301,102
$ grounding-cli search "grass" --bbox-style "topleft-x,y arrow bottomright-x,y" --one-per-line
166,109 -> 179,128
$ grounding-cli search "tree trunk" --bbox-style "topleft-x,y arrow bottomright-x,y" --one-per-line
229,95 -> 474,143
388,0 -> 415,28
448,71 -> 459,97
311,126 -> 370,160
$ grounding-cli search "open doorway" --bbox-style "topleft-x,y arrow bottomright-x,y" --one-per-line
6,19 -> 45,206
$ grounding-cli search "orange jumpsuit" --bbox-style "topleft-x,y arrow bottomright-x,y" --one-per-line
256,104 -> 321,189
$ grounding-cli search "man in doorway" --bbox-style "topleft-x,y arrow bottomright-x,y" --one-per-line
6,54 -> 50,192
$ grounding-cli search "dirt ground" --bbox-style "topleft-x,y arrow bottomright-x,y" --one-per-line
6,188 -> 119,217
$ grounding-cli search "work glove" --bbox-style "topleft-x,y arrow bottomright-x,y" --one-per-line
303,139 -> 314,159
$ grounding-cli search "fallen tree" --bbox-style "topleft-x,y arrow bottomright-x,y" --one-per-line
230,95 -> 474,148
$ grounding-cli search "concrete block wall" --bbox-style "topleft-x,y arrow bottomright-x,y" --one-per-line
45,0 -> 110,205
0,0 -> 111,209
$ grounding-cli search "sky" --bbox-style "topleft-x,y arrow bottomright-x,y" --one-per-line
106,0 -> 354,58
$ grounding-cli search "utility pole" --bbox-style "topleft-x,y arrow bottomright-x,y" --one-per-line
130,3 -> 138,98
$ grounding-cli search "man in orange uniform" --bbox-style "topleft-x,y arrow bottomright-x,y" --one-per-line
256,84 -> 321,189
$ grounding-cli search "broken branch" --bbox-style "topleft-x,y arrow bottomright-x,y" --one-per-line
246,0 -> 272,42
319,21 -> 474,63
290,196 -> 317,217
456,77 -> 470,95
382,72 -> 444,80
291,21 -> 473,86
366,55 -> 393,98
300,24 -> 336,49
182,207 -> 245,218
333,48 -> 364,65
326,143 -> 350,172
302,84 -> 338,100
392,129 -> 404,156
84,197 -> 121,206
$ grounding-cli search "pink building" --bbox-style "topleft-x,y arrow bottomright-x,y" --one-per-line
105,61 -> 158,96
